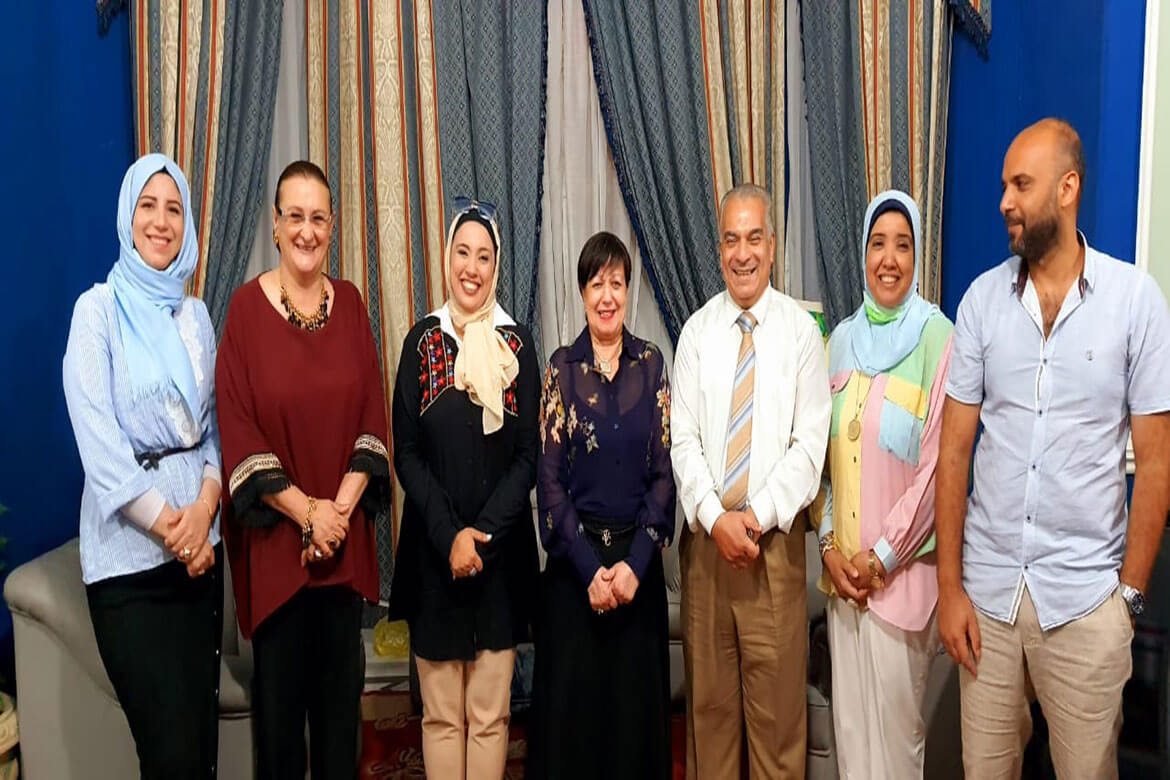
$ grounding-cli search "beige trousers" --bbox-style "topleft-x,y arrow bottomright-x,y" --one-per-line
681,523 -> 808,780
827,598 -> 939,779
960,586 -> 1133,780
416,648 -> 515,780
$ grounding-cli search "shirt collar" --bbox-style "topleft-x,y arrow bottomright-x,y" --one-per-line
430,301 -> 515,344
1012,230 -> 1094,299
565,325 -> 645,365
722,286 -> 773,328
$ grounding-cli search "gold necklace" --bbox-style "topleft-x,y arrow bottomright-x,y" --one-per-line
846,376 -> 865,441
592,340 -> 621,376
280,272 -> 330,332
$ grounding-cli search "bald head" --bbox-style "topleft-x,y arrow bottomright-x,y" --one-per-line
1009,118 -> 1085,203
1000,119 -> 1084,262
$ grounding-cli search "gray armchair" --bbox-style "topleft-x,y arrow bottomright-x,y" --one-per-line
3,538 -> 255,780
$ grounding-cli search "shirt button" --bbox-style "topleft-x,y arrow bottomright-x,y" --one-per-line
1031,464 -> 1037,470
613,423 -> 620,430
1037,410 -> 1043,417
1026,515 -> 1032,523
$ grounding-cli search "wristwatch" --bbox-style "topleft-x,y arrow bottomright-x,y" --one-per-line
1120,583 -> 1146,617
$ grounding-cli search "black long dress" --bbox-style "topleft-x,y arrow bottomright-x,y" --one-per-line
528,326 -> 676,780
387,314 -> 540,662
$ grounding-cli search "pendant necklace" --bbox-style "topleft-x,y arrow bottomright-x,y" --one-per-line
846,378 -> 865,441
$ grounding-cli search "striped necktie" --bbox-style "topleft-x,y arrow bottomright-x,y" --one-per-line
722,311 -> 757,510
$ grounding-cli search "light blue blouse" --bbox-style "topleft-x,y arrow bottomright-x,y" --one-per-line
63,283 -> 222,584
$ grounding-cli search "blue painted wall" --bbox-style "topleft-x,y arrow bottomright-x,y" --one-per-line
941,1 -> 1147,317
0,4 -> 135,682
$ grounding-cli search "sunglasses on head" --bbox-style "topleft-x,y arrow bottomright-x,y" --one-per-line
451,196 -> 497,223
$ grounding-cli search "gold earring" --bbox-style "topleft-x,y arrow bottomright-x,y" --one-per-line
272,230 -> 279,248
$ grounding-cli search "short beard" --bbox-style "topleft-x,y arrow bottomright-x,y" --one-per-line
1009,210 -> 1060,264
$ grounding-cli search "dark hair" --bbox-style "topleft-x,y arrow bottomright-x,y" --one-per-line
577,231 -> 632,292
275,160 -> 332,211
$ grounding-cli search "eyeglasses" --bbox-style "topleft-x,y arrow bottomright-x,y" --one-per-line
277,207 -> 333,231
451,196 -> 497,223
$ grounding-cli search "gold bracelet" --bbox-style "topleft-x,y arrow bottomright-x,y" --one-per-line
818,531 -> 838,560
302,497 -> 317,550
868,549 -> 886,589
198,496 -> 216,521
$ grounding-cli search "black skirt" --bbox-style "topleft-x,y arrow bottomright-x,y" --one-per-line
527,526 -> 672,780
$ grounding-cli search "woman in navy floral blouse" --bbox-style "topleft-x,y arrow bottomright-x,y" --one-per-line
528,232 -> 676,779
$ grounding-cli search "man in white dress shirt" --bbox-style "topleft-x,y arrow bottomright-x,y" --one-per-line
672,183 -> 831,778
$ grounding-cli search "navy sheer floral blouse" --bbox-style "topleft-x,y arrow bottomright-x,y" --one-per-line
538,326 -> 676,586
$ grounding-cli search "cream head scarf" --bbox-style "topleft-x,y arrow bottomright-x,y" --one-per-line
446,199 -> 519,434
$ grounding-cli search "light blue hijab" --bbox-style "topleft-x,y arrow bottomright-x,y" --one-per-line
847,189 -> 938,375
107,153 -> 201,419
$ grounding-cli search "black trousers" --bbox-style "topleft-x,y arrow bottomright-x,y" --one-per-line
86,546 -> 224,780
251,585 -> 364,780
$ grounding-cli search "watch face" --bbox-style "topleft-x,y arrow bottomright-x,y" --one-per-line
1131,592 -> 1146,615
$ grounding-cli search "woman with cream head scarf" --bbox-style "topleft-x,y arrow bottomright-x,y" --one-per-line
389,197 -> 541,778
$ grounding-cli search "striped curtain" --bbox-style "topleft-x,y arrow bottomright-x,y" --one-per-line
699,1 -> 787,290
431,1 -> 549,349
128,0 -> 283,329
581,0 -> 724,345
803,1 -> 976,324
304,1 -> 446,573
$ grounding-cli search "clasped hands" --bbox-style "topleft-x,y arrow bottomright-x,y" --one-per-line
151,495 -> 216,578
300,497 -> 352,567
588,562 -> 640,612
822,548 -> 887,607
711,508 -> 763,569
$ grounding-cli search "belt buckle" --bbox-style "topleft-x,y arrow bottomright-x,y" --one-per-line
601,528 -> 612,547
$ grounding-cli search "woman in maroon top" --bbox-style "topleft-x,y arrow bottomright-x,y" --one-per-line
215,161 -> 389,780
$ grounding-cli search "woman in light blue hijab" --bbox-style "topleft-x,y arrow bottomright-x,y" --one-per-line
63,153 -> 224,779
812,189 -> 954,779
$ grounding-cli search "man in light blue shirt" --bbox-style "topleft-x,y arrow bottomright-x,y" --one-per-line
936,118 -> 1170,779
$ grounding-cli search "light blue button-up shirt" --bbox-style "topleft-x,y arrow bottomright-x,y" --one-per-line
947,238 -> 1170,630
63,284 -> 221,585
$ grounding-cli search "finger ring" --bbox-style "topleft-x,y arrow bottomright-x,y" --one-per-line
469,566 -> 478,576
329,537 -> 339,549
181,547 -> 192,560
314,549 -> 323,560
596,609 -> 604,615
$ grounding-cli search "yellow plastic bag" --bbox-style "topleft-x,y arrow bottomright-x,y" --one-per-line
373,617 -> 410,659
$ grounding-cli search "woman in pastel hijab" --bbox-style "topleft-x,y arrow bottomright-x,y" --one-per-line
388,197 -> 540,778
810,189 -> 954,778
63,153 -> 223,779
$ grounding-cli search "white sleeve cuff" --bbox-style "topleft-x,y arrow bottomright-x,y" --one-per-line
874,537 -> 899,574
750,488 -> 780,534
121,489 -> 166,532
202,464 -> 222,487
697,493 -> 725,535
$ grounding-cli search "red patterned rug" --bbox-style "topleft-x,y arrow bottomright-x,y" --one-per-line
358,690 -> 686,778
